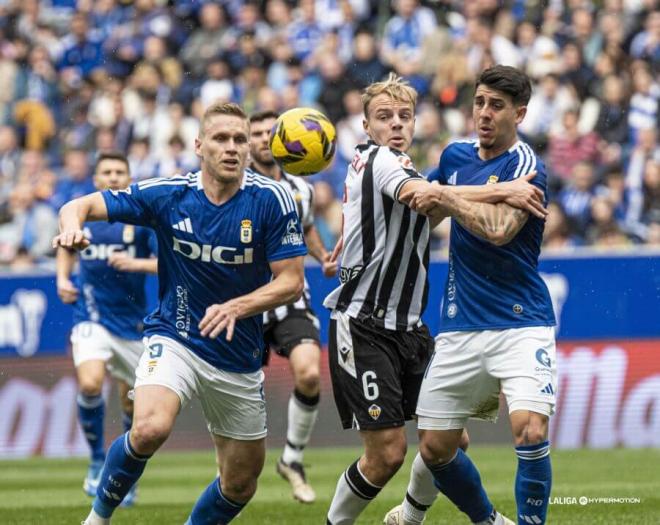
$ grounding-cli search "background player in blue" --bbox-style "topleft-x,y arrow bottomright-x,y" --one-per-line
55,151 -> 157,505
249,110 -> 338,504
52,102 -> 306,525
385,66 -> 556,525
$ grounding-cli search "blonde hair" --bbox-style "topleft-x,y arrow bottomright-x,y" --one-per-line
200,102 -> 248,135
362,73 -> 418,117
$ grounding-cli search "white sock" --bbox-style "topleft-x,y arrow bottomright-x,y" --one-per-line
83,508 -> 110,525
402,452 -> 440,524
327,459 -> 381,525
282,389 -> 318,465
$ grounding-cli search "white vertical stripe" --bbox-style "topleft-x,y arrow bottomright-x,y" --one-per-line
184,217 -> 193,233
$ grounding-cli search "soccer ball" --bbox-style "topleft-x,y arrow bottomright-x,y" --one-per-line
269,107 -> 336,176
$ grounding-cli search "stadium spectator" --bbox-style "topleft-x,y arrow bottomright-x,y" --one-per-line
0,0 -> 657,269
178,2 -> 229,79
0,182 -> 58,263
347,29 -> 388,89
547,110 -> 600,184
381,0 -> 437,94
543,202 -> 579,250
558,161 -> 598,237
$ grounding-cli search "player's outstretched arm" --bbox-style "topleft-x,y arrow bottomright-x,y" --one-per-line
413,187 -> 530,246
199,256 -> 305,341
55,247 -> 79,304
52,193 -> 109,251
398,179 -> 451,227
444,173 -> 547,219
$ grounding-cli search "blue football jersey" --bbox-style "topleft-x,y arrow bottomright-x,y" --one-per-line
74,222 -> 156,340
102,171 -> 307,373
430,139 -> 555,331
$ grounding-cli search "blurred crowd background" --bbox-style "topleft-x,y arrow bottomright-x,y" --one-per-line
0,0 -> 657,269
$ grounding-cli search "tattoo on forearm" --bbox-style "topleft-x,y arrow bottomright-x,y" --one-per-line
443,193 -> 528,244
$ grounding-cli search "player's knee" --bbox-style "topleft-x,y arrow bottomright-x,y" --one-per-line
459,429 -> 470,452
295,367 -> 320,395
78,379 -> 103,397
130,418 -> 170,454
373,441 -> 407,475
419,434 -> 457,465
514,425 -> 547,447
220,475 -> 257,503
513,417 -> 549,447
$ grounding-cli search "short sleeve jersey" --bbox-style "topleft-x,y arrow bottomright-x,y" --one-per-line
101,171 -> 307,372
430,139 -> 555,331
74,222 -> 157,340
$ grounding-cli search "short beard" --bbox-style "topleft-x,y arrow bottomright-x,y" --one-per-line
252,152 -> 276,167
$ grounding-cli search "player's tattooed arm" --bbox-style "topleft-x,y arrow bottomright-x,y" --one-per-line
445,173 -> 547,219
429,189 -> 530,246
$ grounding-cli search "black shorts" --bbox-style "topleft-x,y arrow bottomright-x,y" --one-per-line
262,310 -> 321,365
328,312 -> 434,430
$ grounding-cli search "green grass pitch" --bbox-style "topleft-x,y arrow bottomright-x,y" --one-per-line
1,446 -> 658,524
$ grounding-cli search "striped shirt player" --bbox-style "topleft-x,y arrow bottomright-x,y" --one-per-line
324,141 -> 434,432
324,141 -> 431,331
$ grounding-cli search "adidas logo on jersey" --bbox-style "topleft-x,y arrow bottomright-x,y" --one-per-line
172,218 -> 193,233
540,383 -> 555,395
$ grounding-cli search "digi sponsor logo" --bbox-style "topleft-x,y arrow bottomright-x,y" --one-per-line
368,404 -> 381,420
172,237 -> 254,264
80,244 -> 135,261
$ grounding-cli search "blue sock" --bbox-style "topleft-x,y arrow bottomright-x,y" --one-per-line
92,432 -> 151,518
77,393 -> 105,462
425,448 -> 493,523
122,411 -> 133,433
515,441 -> 552,525
186,477 -> 246,525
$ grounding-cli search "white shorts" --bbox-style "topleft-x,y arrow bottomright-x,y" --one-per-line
417,326 -> 557,430
135,334 -> 267,441
71,321 -> 143,386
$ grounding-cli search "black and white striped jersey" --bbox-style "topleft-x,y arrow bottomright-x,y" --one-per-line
248,166 -> 319,327
323,142 -> 430,331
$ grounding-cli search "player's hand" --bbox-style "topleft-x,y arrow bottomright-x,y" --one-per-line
56,278 -> 79,304
329,235 -> 343,263
108,252 -> 138,272
502,172 -> 548,219
321,252 -> 338,277
199,301 -> 241,341
410,185 -> 445,215
52,230 -> 90,250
